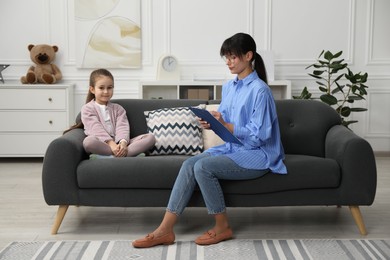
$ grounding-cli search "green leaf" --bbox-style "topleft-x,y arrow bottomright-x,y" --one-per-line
293,86 -> 312,99
340,106 -> 351,117
320,94 -> 338,105
305,64 -> 315,70
333,73 -> 345,83
355,93 -> 366,100
347,68 -> 354,77
343,120 -> 358,128
362,73 -> 368,82
332,87 -> 341,94
350,108 -> 368,112
329,63 -> 344,69
334,82 -> 345,93
348,95 -> 363,101
319,86 -> 328,93
313,70 -> 325,75
332,59 -> 345,64
318,60 -> 329,65
333,51 -> 343,59
312,64 -> 324,69
316,81 -> 326,86
359,88 -> 368,95
350,76 -> 358,84
308,73 -> 323,80
324,51 -> 333,61
330,63 -> 347,74
318,50 -> 325,59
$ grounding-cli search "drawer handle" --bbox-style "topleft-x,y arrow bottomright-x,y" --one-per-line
49,120 -> 53,124
48,97 -> 53,102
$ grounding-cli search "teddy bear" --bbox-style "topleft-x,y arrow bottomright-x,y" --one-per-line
21,44 -> 62,84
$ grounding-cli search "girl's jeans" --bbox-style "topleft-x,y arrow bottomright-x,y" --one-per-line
167,152 -> 268,215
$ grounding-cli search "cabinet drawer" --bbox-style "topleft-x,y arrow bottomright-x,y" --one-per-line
0,133 -> 61,157
0,111 -> 68,131
0,89 -> 67,109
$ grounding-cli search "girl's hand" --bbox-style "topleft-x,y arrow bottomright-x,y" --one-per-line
115,141 -> 128,157
107,140 -> 118,154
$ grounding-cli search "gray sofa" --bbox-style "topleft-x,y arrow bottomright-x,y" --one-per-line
42,99 -> 377,235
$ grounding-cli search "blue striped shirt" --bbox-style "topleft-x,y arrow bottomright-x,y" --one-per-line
206,71 -> 287,174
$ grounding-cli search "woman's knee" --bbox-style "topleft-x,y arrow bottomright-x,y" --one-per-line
193,158 -> 214,181
181,157 -> 195,170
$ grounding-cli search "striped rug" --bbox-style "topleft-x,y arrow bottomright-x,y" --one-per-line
1,239 -> 389,260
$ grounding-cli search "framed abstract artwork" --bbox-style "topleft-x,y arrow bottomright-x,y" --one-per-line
75,0 -> 141,68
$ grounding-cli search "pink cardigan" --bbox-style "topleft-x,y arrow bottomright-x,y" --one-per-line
81,100 -> 130,143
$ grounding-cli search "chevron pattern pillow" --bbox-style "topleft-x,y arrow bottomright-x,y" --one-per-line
144,107 -> 203,155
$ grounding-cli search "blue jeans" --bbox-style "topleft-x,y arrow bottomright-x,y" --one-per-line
167,152 -> 269,216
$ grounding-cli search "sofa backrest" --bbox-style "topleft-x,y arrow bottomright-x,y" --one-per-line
276,99 -> 341,157
89,99 -> 340,158
112,99 -> 208,138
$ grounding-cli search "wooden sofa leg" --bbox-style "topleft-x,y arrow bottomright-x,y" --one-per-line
51,205 -> 69,235
349,205 -> 367,235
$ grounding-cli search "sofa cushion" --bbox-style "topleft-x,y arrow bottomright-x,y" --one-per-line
219,154 -> 341,194
77,155 -> 190,189
202,104 -> 225,150
144,107 -> 203,155
77,154 -> 341,194
111,99 -> 208,138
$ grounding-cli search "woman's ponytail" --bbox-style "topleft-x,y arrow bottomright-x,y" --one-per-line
254,52 -> 268,84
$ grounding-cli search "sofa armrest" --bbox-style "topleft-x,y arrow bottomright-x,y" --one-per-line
42,128 -> 87,205
325,125 -> 377,205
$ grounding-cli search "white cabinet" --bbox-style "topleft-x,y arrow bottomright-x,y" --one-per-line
0,84 -> 74,157
140,80 -> 291,100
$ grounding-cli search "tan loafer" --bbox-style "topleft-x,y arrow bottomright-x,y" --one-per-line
132,232 -> 175,248
195,228 -> 233,245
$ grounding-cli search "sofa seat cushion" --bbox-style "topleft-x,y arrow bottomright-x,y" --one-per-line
77,154 -> 340,195
77,155 -> 190,189
220,154 -> 341,194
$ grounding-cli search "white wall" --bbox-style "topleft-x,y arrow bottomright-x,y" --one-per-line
1,0 -> 389,152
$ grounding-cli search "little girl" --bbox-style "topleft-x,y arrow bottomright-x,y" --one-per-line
75,68 -> 155,157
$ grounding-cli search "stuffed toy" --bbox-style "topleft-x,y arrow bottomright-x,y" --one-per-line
21,44 -> 62,84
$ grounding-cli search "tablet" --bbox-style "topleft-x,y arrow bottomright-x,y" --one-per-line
189,107 -> 243,145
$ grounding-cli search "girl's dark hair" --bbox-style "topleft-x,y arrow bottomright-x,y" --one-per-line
220,32 -> 268,83
63,68 -> 114,134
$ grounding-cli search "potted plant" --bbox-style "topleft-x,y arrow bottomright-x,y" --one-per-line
294,50 -> 369,128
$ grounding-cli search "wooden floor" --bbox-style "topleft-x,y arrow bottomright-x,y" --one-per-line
0,156 -> 389,250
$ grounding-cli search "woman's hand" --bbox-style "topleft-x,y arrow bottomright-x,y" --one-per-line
197,110 -> 224,129
198,117 -> 211,129
210,111 -> 234,133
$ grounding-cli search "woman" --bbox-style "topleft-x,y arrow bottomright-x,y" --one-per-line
132,33 -> 287,248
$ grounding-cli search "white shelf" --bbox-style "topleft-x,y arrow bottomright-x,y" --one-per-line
140,80 -> 291,100
269,80 -> 292,99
